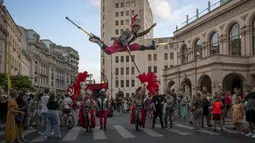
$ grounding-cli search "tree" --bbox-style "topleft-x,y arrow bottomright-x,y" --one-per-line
10,75 -> 32,91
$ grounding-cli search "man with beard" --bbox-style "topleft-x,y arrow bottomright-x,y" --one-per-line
152,89 -> 164,128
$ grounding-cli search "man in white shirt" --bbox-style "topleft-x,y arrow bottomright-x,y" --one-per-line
63,94 -> 73,114
39,89 -> 50,135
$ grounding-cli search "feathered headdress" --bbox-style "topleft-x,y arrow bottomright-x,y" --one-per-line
72,71 -> 88,100
131,14 -> 140,27
136,72 -> 159,95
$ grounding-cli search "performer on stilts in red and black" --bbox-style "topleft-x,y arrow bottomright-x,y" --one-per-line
89,14 -> 157,55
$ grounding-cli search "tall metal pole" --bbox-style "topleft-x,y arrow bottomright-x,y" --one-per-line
110,55 -> 113,97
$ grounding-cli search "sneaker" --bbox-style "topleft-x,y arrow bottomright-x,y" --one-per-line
246,132 -> 252,137
251,134 -> 255,138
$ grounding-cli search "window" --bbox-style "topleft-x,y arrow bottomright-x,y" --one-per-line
153,54 -> 157,61
126,28 -> 129,31
102,58 -> 105,65
102,24 -> 104,29
121,2 -> 124,7
195,39 -> 202,60
103,7 -> 105,12
126,93 -> 130,97
153,66 -> 157,73
131,80 -> 135,87
126,56 -> 129,62
115,3 -> 119,8
126,80 -> 129,87
126,2 -> 130,7
121,20 -> 124,25
170,53 -> 174,59
148,54 -> 151,61
121,11 -> 124,16
121,68 -> 124,75
164,46 -> 168,49
164,65 -> 168,69
115,29 -> 119,35
115,80 -> 119,88
115,68 -> 119,75
115,12 -> 119,17
229,23 -> 241,56
102,32 -> 104,38
131,67 -> 135,74
170,65 -> 173,67
148,66 -> 151,72
253,19 -> 255,55
131,1 -> 135,6
164,53 -> 168,60
131,55 -> 135,61
131,10 -> 134,15
181,45 -> 188,64
121,80 -> 124,87
126,67 -> 129,75
126,19 -> 129,25
121,56 -> 124,62
121,29 -> 124,33
210,32 -> 219,55
126,11 -> 129,16
115,56 -> 119,63
115,20 -> 119,26
103,15 -> 105,20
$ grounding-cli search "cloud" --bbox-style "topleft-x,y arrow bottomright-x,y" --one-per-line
89,0 -> 100,8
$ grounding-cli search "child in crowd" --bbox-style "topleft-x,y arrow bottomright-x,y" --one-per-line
231,98 -> 245,135
211,96 -> 223,132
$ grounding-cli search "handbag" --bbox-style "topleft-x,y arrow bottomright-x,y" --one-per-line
15,114 -> 23,125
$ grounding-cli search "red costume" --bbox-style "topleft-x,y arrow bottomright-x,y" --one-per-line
79,95 -> 96,129
89,14 -> 156,55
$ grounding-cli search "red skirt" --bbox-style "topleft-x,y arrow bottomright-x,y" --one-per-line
79,107 -> 96,128
130,105 -> 145,125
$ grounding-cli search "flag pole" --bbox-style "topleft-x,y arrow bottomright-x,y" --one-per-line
7,44 -> 11,96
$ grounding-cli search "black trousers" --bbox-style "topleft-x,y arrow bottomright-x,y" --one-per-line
152,110 -> 164,127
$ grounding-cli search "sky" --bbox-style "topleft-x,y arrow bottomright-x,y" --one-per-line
4,0 -> 219,82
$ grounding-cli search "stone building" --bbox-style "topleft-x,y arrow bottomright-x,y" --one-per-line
5,8 -> 22,76
25,29 -> 79,94
101,0 -> 174,97
0,2 -> 8,74
163,0 -> 255,97
18,26 -> 31,76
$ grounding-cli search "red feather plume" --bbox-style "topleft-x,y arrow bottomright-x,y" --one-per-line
136,72 -> 159,95
131,14 -> 138,26
72,71 -> 88,100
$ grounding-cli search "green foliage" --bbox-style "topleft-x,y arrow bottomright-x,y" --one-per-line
0,73 -> 33,91
56,93 -> 63,98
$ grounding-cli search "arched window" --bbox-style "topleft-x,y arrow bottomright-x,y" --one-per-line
195,39 -> 202,60
181,45 -> 188,64
253,19 -> 255,55
210,32 -> 219,54
229,23 -> 241,55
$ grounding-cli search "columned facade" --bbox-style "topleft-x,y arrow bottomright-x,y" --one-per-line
163,0 -> 255,97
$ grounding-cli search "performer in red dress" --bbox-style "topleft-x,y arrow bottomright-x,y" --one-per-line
89,14 -> 157,55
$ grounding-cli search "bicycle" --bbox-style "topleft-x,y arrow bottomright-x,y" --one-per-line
59,109 -> 75,129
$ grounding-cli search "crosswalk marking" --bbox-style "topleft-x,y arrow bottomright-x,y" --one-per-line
62,127 -> 81,141
175,124 -> 219,136
155,124 -> 192,136
93,126 -> 107,140
141,128 -> 164,137
30,136 -> 45,142
113,125 -> 135,138
23,129 -> 36,136
0,131 -> 4,136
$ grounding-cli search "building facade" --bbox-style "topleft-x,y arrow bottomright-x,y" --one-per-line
101,0 -> 173,97
18,26 -> 31,76
0,2 -> 7,74
163,0 -> 255,97
5,8 -> 22,76
25,30 -> 79,94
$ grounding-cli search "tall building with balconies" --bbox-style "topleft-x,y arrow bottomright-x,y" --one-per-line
100,0 -> 173,97
0,3 -> 8,74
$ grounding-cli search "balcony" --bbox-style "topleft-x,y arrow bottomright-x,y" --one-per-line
164,54 -> 249,76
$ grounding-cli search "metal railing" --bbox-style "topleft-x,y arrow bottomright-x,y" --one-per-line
176,0 -> 232,30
